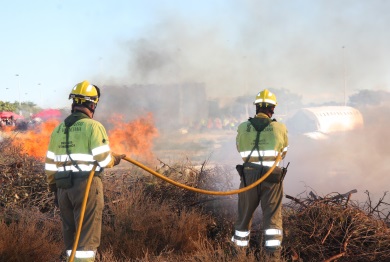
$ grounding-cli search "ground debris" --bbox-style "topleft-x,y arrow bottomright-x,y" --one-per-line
2,136 -> 390,261
283,190 -> 390,262
0,138 -> 52,213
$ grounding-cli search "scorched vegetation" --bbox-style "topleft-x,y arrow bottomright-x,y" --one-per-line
0,136 -> 389,262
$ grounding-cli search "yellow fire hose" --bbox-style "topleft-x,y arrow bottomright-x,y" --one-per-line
123,152 -> 282,195
70,153 -> 282,261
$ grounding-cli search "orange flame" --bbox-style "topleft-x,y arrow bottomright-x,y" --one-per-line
108,113 -> 159,160
11,119 -> 60,160
2,125 -> 16,132
7,113 -> 158,161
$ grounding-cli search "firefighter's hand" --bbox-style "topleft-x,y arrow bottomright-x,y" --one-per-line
54,192 -> 59,208
112,152 -> 126,166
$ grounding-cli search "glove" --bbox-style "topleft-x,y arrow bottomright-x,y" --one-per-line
112,152 -> 126,166
54,192 -> 59,208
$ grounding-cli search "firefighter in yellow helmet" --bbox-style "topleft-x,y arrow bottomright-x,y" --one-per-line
231,89 -> 288,261
45,80 -> 125,261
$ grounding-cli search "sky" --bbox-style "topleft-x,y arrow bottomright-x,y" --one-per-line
1,0 -> 390,109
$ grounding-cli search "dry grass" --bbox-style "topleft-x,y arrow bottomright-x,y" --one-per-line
102,182 -> 212,259
0,208 -> 62,262
0,137 -> 52,213
283,191 -> 390,262
0,137 -> 389,261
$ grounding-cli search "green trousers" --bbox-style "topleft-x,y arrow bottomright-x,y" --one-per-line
57,176 -> 104,261
233,167 -> 283,252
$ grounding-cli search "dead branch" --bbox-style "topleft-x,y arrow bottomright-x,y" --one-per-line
285,194 -> 308,208
283,189 -> 390,262
321,219 -> 334,244
323,252 -> 346,262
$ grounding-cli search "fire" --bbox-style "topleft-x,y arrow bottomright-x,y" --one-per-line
12,119 -> 60,160
108,113 -> 159,160
6,113 -> 158,161
2,126 -> 16,132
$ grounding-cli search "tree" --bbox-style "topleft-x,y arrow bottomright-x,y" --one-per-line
0,101 -> 17,112
349,89 -> 390,107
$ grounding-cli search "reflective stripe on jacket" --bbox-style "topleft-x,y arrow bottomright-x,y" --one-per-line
236,113 -> 288,166
45,112 -> 113,185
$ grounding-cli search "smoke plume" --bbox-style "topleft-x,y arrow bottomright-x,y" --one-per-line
93,1 -> 390,202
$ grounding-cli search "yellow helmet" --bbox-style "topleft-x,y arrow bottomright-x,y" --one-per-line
69,80 -> 100,104
253,89 -> 277,106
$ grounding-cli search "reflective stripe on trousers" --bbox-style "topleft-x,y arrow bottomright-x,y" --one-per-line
231,230 -> 250,247
265,228 -> 282,248
66,250 -> 96,262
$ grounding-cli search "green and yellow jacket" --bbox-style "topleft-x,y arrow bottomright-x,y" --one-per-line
236,113 -> 288,166
45,111 -> 115,186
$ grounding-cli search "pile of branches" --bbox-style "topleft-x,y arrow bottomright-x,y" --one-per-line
0,138 -> 52,213
122,157 -> 230,206
283,190 -> 390,262
148,157 -> 237,209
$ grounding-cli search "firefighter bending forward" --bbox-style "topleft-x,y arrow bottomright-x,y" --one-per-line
45,80 -> 125,261
231,89 -> 288,261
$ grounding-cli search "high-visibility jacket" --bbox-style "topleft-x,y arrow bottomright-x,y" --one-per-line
233,112 -> 288,253
45,111 -> 114,186
236,113 -> 288,166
